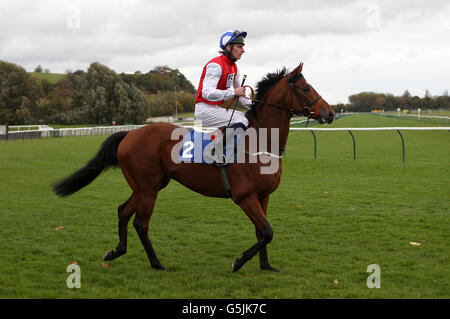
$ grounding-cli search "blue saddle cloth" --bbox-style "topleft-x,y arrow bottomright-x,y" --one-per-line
178,126 -> 244,164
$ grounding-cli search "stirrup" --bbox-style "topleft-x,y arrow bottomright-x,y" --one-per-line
215,154 -> 228,166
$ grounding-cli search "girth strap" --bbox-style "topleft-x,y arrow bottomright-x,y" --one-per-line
219,166 -> 232,198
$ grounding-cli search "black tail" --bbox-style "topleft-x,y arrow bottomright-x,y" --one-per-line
52,131 -> 128,197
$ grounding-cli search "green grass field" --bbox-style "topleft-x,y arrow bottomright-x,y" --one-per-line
384,109 -> 450,117
29,72 -> 66,84
0,114 -> 449,298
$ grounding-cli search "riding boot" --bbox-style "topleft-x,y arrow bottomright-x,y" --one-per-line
203,123 -> 247,165
203,128 -> 227,165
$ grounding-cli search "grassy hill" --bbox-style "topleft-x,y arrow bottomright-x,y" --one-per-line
29,72 -> 66,84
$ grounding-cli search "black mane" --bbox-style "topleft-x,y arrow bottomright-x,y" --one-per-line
255,67 -> 289,100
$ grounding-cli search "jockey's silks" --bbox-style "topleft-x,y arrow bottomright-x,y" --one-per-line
195,55 -> 237,106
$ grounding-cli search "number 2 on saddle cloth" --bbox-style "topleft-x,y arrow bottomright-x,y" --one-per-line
178,123 -> 246,165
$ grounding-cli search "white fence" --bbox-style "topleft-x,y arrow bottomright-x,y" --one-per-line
370,112 -> 450,126
8,125 -> 54,131
289,127 -> 450,131
42,125 -> 145,137
3,125 -> 145,140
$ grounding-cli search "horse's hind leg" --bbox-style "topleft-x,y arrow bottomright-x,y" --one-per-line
133,191 -> 166,271
104,194 -> 137,261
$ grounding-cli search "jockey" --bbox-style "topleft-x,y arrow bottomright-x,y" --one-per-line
194,30 -> 252,131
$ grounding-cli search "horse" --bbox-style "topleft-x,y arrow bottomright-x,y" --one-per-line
53,62 -> 335,272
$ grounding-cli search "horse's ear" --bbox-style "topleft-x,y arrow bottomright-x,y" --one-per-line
290,62 -> 304,77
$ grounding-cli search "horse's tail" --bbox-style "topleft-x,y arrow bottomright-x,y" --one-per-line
52,131 -> 128,197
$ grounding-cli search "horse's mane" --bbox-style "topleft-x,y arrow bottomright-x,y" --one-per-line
255,67 -> 289,101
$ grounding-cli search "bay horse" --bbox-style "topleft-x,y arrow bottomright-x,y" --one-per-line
53,63 -> 334,272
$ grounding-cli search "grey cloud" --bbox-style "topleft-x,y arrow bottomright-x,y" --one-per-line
0,0 -> 448,103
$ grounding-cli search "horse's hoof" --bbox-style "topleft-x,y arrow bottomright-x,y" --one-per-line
261,265 -> 279,272
153,264 -> 168,272
103,250 -> 114,261
232,258 -> 242,272
104,248 -> 126,261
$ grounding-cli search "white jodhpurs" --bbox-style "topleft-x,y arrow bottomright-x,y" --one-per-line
194,102 -> 249,129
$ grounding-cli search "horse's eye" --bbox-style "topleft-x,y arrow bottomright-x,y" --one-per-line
302,85 -> 310,92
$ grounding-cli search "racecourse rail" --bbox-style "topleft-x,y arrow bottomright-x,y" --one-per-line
290,127 -> 450,162
1,124 -> 449,163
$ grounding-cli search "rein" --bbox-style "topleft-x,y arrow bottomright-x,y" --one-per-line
225,73 -> 323,158
227,80 -> 322,119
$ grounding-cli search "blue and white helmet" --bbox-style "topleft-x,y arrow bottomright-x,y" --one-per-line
219,30 -> 247,50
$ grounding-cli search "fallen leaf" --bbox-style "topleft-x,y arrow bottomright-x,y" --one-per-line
301,277 -> 306,281
296,204 -> 301,209
102,262 -> 109,268
349,208 -> 355,211
71,261 -> 78,265
409,242 -> 421,246
333,279 -> 339,285
55,226 -> 64,230
322,192 -> 329,194
420,240 -> 426,243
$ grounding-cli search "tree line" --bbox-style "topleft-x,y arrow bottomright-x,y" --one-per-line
333,90 -> 449,113
0,60 -> 196,125
1,59 -> 448,125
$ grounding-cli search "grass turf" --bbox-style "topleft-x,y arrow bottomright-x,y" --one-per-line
0,114 -> 448,298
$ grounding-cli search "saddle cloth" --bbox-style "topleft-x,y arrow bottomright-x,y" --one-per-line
178,126 -> 244,164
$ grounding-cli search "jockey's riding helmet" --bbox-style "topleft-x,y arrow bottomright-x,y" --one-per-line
219,30 -> 247,50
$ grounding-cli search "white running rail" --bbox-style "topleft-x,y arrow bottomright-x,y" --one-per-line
290,127 -> 450,131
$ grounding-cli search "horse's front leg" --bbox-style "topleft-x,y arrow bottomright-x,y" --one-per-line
232,194 -> 274,272
256,195 -> 279,272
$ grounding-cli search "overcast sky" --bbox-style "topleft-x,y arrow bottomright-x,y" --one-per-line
1,0 -> 449,104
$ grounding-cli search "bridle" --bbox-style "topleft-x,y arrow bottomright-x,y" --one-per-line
287,73 -> 322,118
227,72 -> 322,157
232,72 -> 322,120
